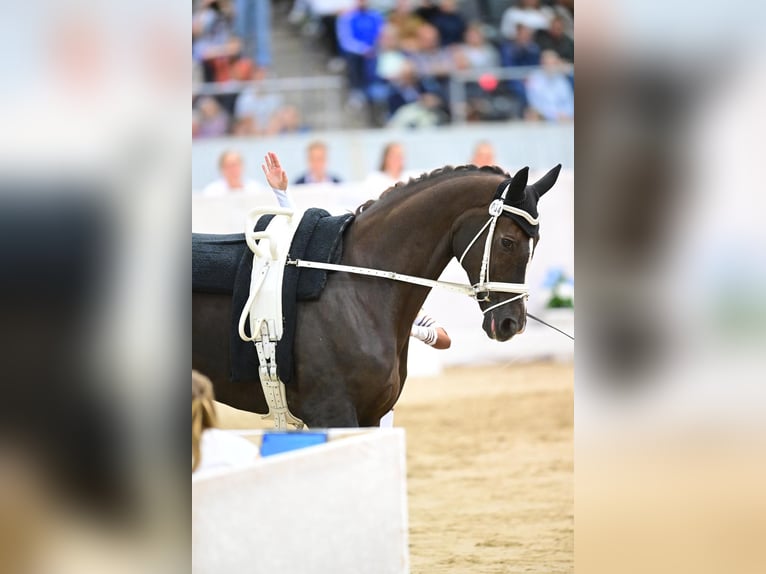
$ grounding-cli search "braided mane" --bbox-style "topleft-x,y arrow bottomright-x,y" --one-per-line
356,164 -> 510,215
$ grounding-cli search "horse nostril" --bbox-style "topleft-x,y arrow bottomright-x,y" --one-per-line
500,318 -> 514,334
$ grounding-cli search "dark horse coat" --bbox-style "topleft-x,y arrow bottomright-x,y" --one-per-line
192,164 -> 561,427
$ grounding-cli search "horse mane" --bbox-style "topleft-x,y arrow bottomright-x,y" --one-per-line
355,164 -> 510,215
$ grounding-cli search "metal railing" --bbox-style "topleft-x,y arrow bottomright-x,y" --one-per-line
448,64 -> 574,124
193,76 -> 345,131
193,64 -> 573,131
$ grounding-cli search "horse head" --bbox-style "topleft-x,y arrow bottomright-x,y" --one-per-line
455,164 -> 561,342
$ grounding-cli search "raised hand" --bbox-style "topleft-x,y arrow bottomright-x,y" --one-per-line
262,152 -> 288,191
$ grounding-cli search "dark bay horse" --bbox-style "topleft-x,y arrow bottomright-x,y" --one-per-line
192,164 -> 561,427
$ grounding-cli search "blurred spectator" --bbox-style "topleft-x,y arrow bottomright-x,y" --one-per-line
500,0 -> 552,40
192,0 -> 246,83
336,0 -> 386,107
194,96 -> 230,138
213,57 -> 256,119
376,24 -> 409,82
388,91 -> 448,128
409,24 -> 454,104
410,22 -> 453,77
549,0 -> 574,40
453,23 -> 511,121
428,0 -> 468,47
500,24 -> 541,67
525,50 -> 573,122
275,105 -> 311,135
232,66 -> 284,136
202,150 -> 266,196
414,0 -> 441,23
192,370 -> 260,476
233,0 -> 272,67
295,141 -> 342,184
500,24 -> 541,112
387,0 -> 424,53
364,142 -> 420,191
367,24 -> 409,124
454,21 -> 500,70
386,60 -> 428,117
471,140 -> 496,167
535,14 -> 574,63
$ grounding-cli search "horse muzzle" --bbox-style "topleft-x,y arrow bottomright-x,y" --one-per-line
483,309 -> 525,342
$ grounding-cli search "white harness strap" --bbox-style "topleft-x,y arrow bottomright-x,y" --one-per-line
238,207 -> 304,430
282,186 -> 538,308
237,192 -> 539,429
287,259 -> 476,296
286,193 -> 537,313
457,184 -> 536,313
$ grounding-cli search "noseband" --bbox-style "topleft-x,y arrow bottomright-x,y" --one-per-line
458,183 -> 536,314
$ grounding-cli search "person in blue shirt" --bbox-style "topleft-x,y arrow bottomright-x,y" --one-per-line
500,24 -> 541,115
336,0 -> 385,107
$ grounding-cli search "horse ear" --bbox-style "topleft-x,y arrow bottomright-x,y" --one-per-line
505,166 -> 529,204
530,164 -> 562,198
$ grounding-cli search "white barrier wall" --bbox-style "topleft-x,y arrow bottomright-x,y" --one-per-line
192,429 -> 409,574
192,170 -> 574,368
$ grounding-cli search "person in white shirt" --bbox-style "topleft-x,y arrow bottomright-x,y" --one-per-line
500,0 -> 552,40
202,149 -> 293,209
364,141 -> 421,193
192,370 -> 260,477
526,50 -> 574,122
202,149 -> 267,197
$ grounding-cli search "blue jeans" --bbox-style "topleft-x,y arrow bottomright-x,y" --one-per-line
234,0 -> 271,67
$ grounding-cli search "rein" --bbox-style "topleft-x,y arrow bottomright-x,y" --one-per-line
527,313 -> 575,341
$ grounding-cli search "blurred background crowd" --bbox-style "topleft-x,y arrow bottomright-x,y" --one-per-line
192,0 -> 574,138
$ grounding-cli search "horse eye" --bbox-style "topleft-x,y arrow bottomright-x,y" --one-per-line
501,237 -> 514,249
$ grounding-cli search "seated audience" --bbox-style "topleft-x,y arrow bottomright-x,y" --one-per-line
194,96 -> 230,139
294,141 -> 342,184
364,141 -> 421,192
202,150 -> 266,196
192,0 -> 247,83
454,22 -> 500,71
500,24 -> 541,112
525,50 -> 574,122
535,14 -> 574,63
232,66 -> 284,136
500,0 -> 552,40
470,140 -> 496,167
428,0 -> 468,47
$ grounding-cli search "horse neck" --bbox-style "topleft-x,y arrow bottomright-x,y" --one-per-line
347,172 -> 501,327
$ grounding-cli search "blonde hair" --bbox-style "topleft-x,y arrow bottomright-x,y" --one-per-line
192,370 -> 218,472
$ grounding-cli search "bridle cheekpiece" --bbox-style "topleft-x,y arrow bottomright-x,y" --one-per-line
458,178 -> 538,314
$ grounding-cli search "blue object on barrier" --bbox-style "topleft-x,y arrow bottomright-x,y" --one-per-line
260,431 -> 328,457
